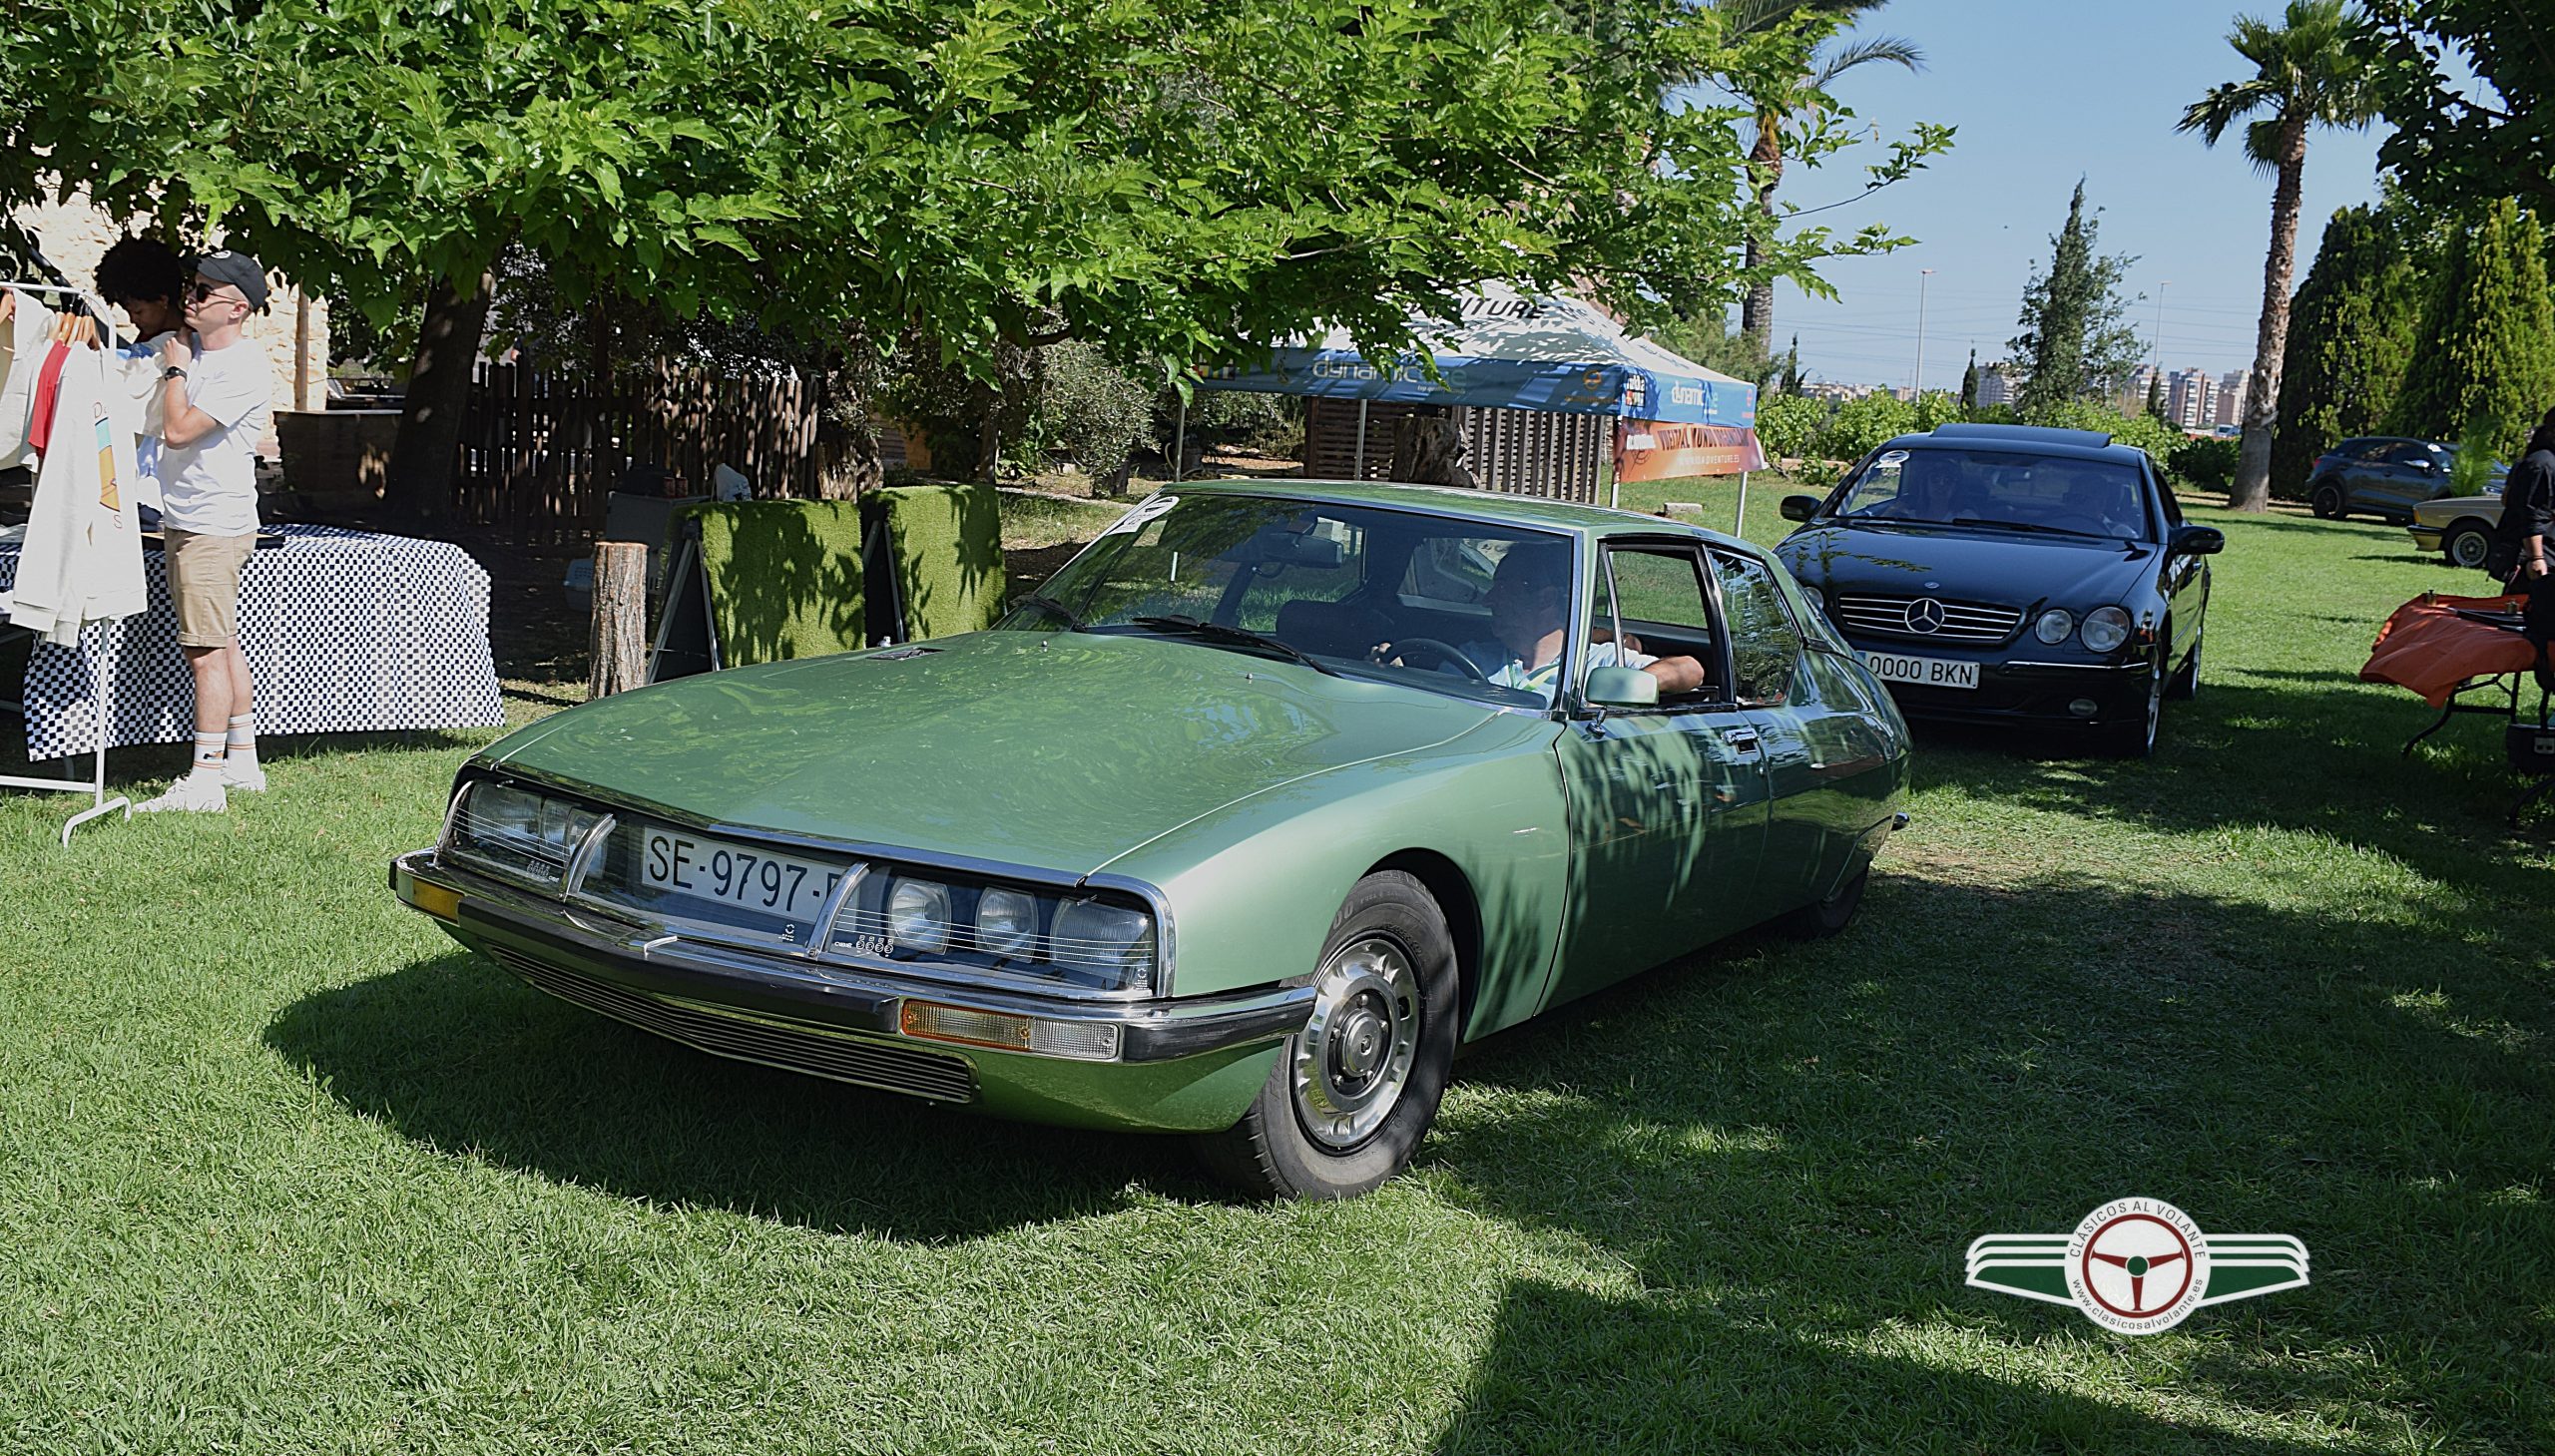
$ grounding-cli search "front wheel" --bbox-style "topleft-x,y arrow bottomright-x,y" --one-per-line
2103,654 -> 2166,758
2310,484 -> 2346,520
2166,631 -> 2202,701
2444,522 -> 2494,571
1197,870 -> 1458,1200
1784,866 -> 1869,940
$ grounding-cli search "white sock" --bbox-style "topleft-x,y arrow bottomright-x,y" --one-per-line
191,730 -> 227,778
227,712 -> 257,771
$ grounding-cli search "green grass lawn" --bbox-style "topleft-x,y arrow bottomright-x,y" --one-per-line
2,503 -> 2549,1453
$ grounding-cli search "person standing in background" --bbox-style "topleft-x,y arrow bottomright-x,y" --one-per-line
136,249 -> 274,813
94,235 -> 189,511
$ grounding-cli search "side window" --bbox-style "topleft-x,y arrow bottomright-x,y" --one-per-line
1710,551 -> 1802,707
1399,535 -> 1507,609
2153,465 -> 2184,526
1591,544 -> 1721,702
2380,442 -> 2429,468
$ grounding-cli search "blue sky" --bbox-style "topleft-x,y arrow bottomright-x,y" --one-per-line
1746,0 -> 2388,391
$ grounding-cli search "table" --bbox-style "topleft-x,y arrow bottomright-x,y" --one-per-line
1,524 -> 504,759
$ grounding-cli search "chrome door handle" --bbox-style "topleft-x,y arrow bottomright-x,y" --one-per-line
1724,728 -> 1763,755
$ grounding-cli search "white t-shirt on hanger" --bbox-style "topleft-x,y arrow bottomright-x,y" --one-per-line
157,336 -> 273,536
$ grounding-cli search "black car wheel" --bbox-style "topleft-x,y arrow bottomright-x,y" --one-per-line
2167,632 -> 2201,701
2444,522 -> 2494,571
1785,866 -> 1869,940
2104,655 -> 2166,758
1199,870 -> 1457,1200
2310,484 -> 2346,520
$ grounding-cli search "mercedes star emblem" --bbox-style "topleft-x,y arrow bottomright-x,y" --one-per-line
1904,598 -> 1947,634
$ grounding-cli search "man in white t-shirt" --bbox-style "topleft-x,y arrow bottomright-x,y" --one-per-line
136,249 -> 275,813
1379,542 -> 1708,706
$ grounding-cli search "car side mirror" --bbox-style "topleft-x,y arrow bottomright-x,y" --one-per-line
1780,494 -> 1821,522
1584,666 -> 1660,708
2410,457 -> 2435,472
2171,524 -> 2226,556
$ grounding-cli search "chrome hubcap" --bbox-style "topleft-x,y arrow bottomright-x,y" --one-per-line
1292,936 -> 1420,1150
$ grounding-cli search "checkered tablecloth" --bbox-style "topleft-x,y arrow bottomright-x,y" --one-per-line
0,524 -> 505,759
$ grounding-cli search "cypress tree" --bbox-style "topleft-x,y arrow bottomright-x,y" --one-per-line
1960,348 -> 1978,411
2272,206 -> 2420,497
2146,371 -> 2167,420
2011,181 -> 2145,417
2388,197 -> 2555,461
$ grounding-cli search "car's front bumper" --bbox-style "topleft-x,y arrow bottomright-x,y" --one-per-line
390,850 -> 1302,1133
1849,648 -> 2155,728
2409,525 -> 2445,552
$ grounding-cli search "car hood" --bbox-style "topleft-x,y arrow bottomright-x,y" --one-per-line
1776,520 -> 2155,608
482,631 -> 1500,876
2415,494 -> 2503,524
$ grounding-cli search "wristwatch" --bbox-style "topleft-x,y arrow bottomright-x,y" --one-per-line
161,365 -> 188,380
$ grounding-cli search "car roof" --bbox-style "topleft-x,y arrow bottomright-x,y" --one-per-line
1879,422 -> 2154,466
1167,477 -> 1755,551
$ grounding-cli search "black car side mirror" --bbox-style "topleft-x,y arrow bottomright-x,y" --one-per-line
1780,494 -> 1821,522
2171,524 -> 2226,556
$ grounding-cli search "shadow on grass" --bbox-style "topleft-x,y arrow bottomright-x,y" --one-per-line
1425,868 -> 2553,1451
263,951 -> 1216,1238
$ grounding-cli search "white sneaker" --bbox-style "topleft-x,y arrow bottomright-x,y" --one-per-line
224,762 -> 267,792
137,773 -> 229,813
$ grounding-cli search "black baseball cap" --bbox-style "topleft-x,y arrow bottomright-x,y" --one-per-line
193,248 -> 269,311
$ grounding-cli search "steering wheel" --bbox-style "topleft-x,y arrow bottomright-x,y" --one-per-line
1383,637 -> 1488,681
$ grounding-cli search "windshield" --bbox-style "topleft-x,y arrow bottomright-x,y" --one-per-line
1001,493 -> 1576,711
1829,447 -> 2154,540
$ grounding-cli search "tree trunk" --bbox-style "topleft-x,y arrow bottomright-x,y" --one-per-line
1386,414 -> 1475,488
2232,119 -> 2309,513
383,271 -> 495,523
1741,117 -> 1786,355
588,541 -> 648,699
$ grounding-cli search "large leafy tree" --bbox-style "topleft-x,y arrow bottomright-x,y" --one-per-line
2385,197 -> 2555,462
2364,1 -> 2552,212
1716,0 -> 1927,354
2270,204 -> 2421,497
5,0 -> 1944,516
2178,0 -> 2383,512
2009,182 -> 2144,418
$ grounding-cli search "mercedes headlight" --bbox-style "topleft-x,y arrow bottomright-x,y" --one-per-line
444,779 -> 601,888
973,887 -> 1041,958
1050,898 -> 1158,990
2034,610 -> 2074,645
885,877 -> 954,953
2081,607 -> 2134,654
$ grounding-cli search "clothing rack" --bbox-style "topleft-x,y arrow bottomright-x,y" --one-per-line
0,279 -> 133,843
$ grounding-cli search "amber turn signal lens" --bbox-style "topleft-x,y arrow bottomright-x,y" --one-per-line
409,880 -> 462,921
898,1001 -> 1121,1061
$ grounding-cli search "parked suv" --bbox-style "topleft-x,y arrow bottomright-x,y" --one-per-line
2305,437 -> 2504,523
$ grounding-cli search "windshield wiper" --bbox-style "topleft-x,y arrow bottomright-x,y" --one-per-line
1009,595 -> 1088,632
1950,516 -> 2105,538
1127,615 -> 1340,677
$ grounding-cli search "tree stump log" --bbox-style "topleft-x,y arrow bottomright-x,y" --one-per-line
590,541 -> 649,699
1387,414 -> 1477,488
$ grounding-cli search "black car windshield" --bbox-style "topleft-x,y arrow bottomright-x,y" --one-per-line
1000,492 -> 1575,711
1830,447 -> 2153,540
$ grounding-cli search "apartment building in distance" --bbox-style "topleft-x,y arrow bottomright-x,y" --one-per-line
2212,369 -> 2250,430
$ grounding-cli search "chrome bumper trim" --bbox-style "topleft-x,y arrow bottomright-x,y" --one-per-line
391,851 -> 1309,1064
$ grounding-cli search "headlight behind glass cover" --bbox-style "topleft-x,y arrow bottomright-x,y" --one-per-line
2081,607 -> 2135,653
2034,609 -> 2074,645
445,780 -> 601,888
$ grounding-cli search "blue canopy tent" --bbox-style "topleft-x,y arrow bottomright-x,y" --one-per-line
1188,287 -> 1762,508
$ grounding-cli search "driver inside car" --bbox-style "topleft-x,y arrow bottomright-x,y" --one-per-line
1375,544 -> 1707,705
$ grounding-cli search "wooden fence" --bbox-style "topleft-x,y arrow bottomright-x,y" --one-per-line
452,360 -> 830,541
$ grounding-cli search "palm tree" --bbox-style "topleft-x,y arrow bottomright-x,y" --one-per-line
2179,0 -> 2381,512
1721,1 -> 1925,355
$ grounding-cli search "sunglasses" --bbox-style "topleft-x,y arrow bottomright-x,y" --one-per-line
188,282 -> 244,305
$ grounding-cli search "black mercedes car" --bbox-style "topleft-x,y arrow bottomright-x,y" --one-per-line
1773,422 -> 2222,756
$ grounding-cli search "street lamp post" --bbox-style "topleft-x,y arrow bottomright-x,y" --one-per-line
2152,280 -> 2171,416
1913,268 -> 1935,399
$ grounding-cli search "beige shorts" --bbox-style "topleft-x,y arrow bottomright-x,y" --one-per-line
164,529 -> 256,648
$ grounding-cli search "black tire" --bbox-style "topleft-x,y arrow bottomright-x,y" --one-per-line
2444,522 -> 2494,571
2102,653 -> 2166,758
1784,865 -> 1869,940
2310,484 -> 2345,520
2166,631 -> 2201,701
1197,870 -> 1458,1200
